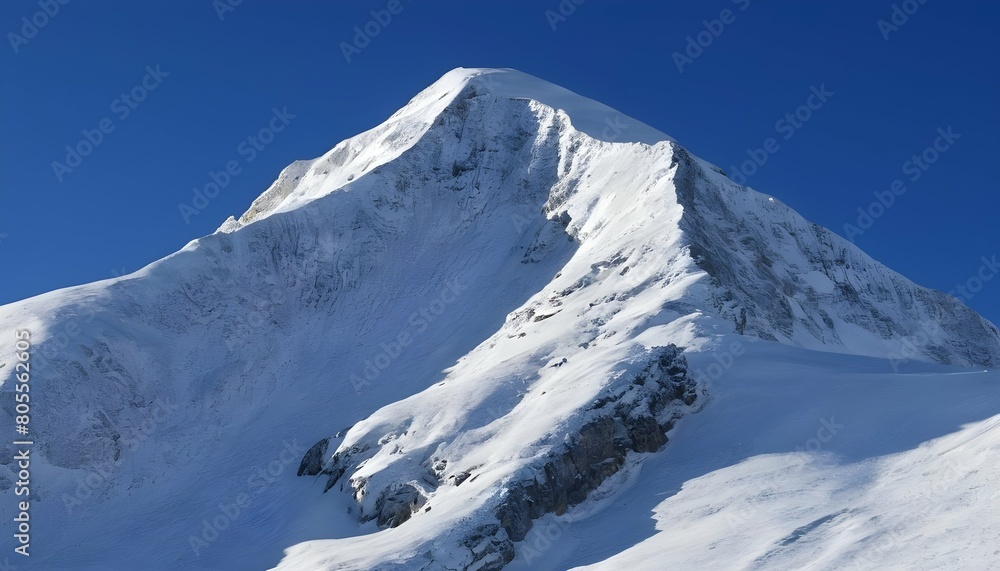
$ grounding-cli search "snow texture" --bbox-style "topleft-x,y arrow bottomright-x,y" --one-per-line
0,68 -> 997,570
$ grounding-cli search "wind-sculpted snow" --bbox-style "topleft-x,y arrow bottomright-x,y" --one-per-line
0,67 -> 997,570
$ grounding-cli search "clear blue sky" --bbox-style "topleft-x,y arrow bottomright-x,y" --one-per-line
2,1 -> 997,325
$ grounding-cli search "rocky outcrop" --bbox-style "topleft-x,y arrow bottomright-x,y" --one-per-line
373,483 -> 426,528
297,437 -> 329,477
299,345 -> 699,569
458,524 -> 516,571
494,345 -> 696,546
670,144 -> 1000,367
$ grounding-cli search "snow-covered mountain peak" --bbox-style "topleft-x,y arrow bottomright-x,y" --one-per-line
223,67 -> 998,369
224,67 -> 697,231
383,67 -> 678,146
450,67 -> 678,145
1,67 -> 999,571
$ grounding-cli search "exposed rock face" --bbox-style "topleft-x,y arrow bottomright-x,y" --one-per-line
297,437 -> 329,477
668,146 -> 1000,367
494,345 -> 696,545
459,524 -> 516,571
5,67 -> 1000,571
373,483 -> 426,528
300,345 -> 698,569
281,69 -> 999,570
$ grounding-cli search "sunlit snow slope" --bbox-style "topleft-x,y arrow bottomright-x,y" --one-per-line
0,68 -> 997,571
507,339 -> 1000,570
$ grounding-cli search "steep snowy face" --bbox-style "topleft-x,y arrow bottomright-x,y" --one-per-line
667,148 -> 1000,366
235,67 -> 1000,369
272,70 -> 1000,568
0,68 -> 708,570
0,67 -> 997,571
225,67 -> 681,231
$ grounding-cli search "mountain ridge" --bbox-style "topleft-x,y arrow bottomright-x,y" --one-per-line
218,66 -> 1000,368
0,67 -> 997,570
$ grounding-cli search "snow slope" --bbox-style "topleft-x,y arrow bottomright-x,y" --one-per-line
0,68 -> 997,570
283,339 -> 1000,571
225,67 -> 1000,368
508,339 -> 1000,570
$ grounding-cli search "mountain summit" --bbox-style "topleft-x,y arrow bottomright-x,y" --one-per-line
232,67 -> 1000,368
1,68 -> 998,570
